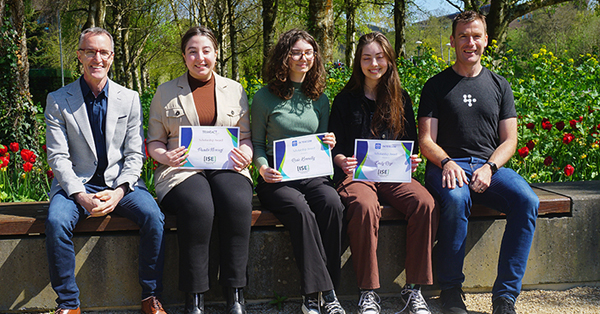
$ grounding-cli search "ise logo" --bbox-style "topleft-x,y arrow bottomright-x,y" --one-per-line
204,156 -> 217,164
297,165 -> 310,173
375,143 -> 382,149
377,169 -> 389,177
292,140 -> 298,147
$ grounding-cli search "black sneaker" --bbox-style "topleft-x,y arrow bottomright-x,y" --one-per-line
321,290 -> 346,314
440,286 -> 467,314
492,297 -> 516,314
400,285 -> 431,314
302,293 -> 320,314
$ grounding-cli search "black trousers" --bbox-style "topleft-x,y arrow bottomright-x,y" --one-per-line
255,176 -> 344,295
162,170 -> 253,293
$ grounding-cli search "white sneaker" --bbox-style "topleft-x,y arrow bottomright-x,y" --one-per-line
302,294 -> 320,314
358,290 -> 381,314
321,290 -> 346,314
400,285 -> 431,314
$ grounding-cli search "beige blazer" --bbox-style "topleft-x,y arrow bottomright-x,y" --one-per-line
147,72 -> 251,202
45,77 -> 146,199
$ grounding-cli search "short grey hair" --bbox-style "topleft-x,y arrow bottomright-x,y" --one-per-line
79,27 -> 114,52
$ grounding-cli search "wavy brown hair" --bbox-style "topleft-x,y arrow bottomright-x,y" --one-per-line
342,32 -> 406,139
264,29 -> 326,101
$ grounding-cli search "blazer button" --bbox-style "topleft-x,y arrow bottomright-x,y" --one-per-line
175,111 -> 180,116
231,110 -> 234,115
82,179 -> 86,183
94,161 -> 97,166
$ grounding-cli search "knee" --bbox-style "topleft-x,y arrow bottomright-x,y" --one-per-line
438,189 -> 471,220
512,192 -> 539,220
346,197 -> 379,225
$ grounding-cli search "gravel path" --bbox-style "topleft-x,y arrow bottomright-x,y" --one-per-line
54,286 -> 599,314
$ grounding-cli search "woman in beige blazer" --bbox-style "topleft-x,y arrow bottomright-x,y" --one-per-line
147,26 -> 252,314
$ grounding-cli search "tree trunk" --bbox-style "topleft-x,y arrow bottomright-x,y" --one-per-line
344,0 -> 358,67
261,0 -> 278,80
215,3 -> 227,77
394,0 -> 406,58
9,0 -> 29,94
83,0 -> 106,30
308,0 -> 334,62
227,0 -> 239,81
110,7 -> 123,83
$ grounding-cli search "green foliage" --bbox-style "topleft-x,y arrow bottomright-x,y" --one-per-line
0,18 -> 39,151
269,291 -> 288,310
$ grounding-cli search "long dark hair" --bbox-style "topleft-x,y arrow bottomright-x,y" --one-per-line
264,29 -> 326,101
342,32 -> 406,138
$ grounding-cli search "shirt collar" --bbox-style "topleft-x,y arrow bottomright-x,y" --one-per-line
79,76 -> 109,100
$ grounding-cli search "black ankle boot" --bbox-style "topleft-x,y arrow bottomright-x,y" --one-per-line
224,287 -> 246,314
185,293 -> 204,314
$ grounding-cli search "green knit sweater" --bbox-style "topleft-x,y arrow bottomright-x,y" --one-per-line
251,82 -> 330,169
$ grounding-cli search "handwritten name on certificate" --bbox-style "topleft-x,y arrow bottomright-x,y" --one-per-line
353,139 -> 413,183
179,126 -> 239,170
273,133 -> 334,182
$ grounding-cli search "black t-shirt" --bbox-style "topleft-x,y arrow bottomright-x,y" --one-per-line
418,67 -> 517,160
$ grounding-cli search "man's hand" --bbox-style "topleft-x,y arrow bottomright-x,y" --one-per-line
442,161 -> 469,189
469,164 -> 492,193
73,192 -> 104,215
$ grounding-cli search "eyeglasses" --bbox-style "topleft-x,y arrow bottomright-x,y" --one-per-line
78,49 -> 113,60
289,50 -> 314,61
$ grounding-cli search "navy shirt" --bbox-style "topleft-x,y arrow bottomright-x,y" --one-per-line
80,77 -> 109,186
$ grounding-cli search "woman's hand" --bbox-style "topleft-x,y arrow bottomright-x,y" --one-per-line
259,164 -> 282,183
230,147 -> 252,172
410,154 -> 422,173
322,132 -> 337,149
163,146 -> 188,167
340,156 -> 357,175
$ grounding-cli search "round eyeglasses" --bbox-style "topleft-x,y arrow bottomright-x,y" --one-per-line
289,50 -> 314,61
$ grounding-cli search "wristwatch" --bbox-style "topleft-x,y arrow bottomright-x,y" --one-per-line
486,161 -> 498,175
441,157 -> 452,168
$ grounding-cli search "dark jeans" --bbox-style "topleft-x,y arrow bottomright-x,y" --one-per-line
161,170 -> 253,293
45,184 -> 165,309
255,176 -> 344,295
425,157 -> 538,302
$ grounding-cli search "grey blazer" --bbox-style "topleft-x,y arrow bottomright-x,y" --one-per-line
45,77 -> 146,199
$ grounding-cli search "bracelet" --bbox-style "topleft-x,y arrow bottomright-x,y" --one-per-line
441,157 -> 452,168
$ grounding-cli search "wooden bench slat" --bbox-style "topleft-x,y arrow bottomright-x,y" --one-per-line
0,186 -> 571,235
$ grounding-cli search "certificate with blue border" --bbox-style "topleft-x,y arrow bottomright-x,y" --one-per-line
178,126 -> 239,170
273,133 -> 333,182
353,139 -> 413,182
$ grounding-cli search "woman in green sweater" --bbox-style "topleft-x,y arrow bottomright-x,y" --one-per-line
251,29 -> 346,314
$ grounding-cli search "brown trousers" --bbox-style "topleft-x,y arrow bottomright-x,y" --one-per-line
337,175 -> 439,289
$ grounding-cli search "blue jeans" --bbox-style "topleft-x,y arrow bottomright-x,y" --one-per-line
45,184 -> 165,309
425,157 -> 538,302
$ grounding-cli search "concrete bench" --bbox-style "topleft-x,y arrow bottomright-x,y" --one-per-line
0,186 -> 571,236
3,183 -> 590,312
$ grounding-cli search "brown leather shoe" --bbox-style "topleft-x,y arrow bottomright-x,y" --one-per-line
142,296 -> 167,314
55,308 -> 81,314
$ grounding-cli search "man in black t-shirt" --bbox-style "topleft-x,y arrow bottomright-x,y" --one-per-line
418,11 -> 539,314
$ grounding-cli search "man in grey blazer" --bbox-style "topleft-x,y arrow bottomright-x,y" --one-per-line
44,27 -> 167,314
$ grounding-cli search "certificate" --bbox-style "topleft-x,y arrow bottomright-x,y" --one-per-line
179,126 -> 239,170
273,133 -> 334,182
353,139 -> 413,182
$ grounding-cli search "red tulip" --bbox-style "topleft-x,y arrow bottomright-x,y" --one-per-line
579,116 -> 583,122
42,144 -> 47,154
526,140 -> 535,150
525,123 -> 535,130
20,149 -> 37,163
563,133 -> 574,144
0,144 -> 7,155
564,164 -> 574,176
570,119 -> 578,129
542,121 -> 553,131
555,121 -> 565,130
23,162 -> 33,172
543,156 -> 553,166
0,157 -> 8,168
46,169 -> 54,181
9,142 -> 19,152
518,147 -> 529,158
